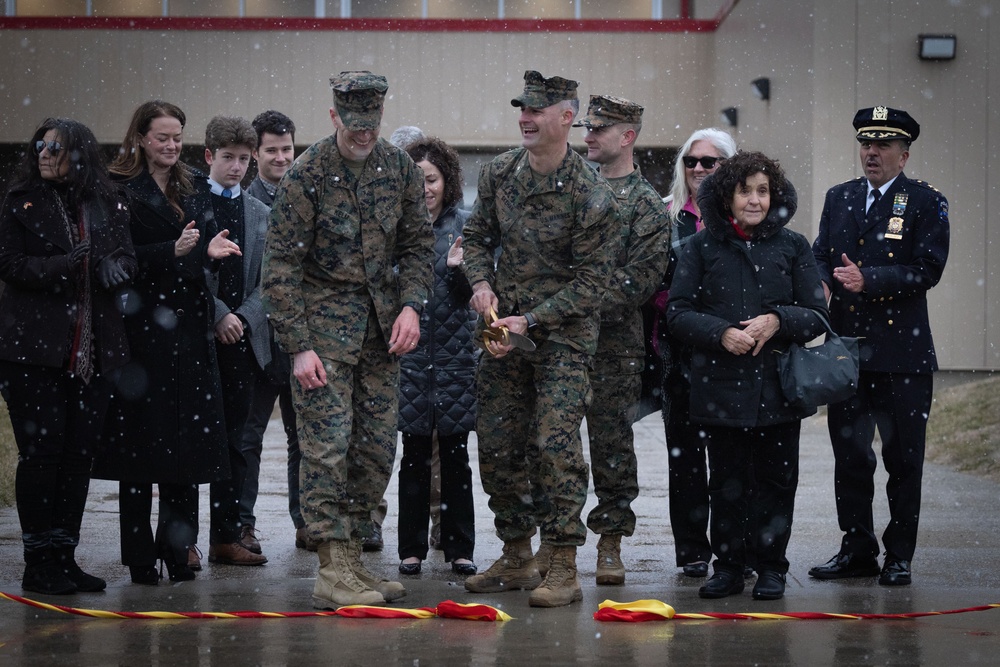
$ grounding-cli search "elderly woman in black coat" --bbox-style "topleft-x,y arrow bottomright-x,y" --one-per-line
0,117 -> 137,595
93,100 -> 240,585
666,151 -> 827,601
396,138 -> 477,576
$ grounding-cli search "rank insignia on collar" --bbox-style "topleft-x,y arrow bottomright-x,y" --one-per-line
23,202 -> 32,209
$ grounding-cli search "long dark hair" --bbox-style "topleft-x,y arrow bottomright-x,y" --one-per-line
109,99 -> 193,219
8,117 -> 116,208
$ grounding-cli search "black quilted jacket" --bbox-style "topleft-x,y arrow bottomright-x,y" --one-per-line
397,205 -> 478,436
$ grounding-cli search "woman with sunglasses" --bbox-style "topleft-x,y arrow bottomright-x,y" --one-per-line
641,128 -> 737,578
93,100 -> 240,585
0,118 -> 137,594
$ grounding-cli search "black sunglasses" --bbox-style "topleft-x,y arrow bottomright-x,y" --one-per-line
682,155 -> 721,170
35,140 -> 64,155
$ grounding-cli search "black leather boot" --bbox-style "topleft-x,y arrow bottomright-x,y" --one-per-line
55,547 -> 107,592
23,549 -> 77,595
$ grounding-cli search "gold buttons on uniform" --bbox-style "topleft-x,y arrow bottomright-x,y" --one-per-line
859,239 -> 865,245
888,252 -> 894,258
849,305 -> 855,312
888,320 -> 894,325
857,260 -> 863,267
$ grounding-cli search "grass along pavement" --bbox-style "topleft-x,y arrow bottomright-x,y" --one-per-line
925,374 -> 1000,483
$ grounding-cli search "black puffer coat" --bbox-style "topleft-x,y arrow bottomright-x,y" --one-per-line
398,205 -> 478,436
666,174 -> 827,428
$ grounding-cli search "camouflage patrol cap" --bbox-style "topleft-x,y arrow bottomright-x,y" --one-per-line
330,71 -> 389,131
510,70 -> 579,109
572,94 -> 644,128
853,105 -> 920,143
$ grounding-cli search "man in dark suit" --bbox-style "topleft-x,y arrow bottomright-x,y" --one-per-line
809,106 -> 950,586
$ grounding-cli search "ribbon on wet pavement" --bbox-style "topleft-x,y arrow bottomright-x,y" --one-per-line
593,598 -> 1000,621
0,593 -> 512,621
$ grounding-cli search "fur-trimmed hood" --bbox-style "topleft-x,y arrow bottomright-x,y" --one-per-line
696,172 -> 798,241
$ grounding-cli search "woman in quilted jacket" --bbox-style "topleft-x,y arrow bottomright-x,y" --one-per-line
396,138 -> 477,577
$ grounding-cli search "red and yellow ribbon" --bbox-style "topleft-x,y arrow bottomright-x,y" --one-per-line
0,593 -> 511,622
4,591 -> 995,623
594,598 -> 1000,622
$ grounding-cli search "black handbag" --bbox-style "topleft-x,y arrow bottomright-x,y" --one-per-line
777,311 -> 860,408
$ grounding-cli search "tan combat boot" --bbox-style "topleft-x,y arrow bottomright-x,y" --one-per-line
312,540 -> 384,609
465,537 -> 542,593
535,542 -> 554,577
595,534 -> 625,585
348,537 -> 407,602
528,546 -> 583,608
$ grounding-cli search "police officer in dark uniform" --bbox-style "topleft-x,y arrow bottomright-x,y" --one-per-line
809,106 -> 950,586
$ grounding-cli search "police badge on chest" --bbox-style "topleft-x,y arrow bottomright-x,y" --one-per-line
885,193 -> 907,240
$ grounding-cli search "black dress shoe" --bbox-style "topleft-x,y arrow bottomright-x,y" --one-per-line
808,553 -> 880,580
161,559 -> 196,582
363,524 -> 384,552
398,559 -> 422,575
878,558 -> 912,586
129,565 -> 159,586
451,561 -> 477,576
698,569 -> 745,599
752,570 -> 786,600
682,561 -> 709,578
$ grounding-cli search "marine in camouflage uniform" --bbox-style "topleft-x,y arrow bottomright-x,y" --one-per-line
462,71 -> 621,607
262,71 -> 433,607
572,96 -> 671,584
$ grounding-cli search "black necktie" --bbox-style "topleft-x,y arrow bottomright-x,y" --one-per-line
867,188 -> 881,221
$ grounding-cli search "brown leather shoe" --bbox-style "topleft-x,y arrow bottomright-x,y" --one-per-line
187,545 -> 203,571
208,542 -> 268,566
295,527 -> 320,552
239,525 -> 262,555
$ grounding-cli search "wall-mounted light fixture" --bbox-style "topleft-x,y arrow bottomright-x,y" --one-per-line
918,34 -> 957,60
751,77 -> 771,101
720,107 -> 738,128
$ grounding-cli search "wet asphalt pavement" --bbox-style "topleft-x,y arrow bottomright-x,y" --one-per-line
1,412 -> 999,666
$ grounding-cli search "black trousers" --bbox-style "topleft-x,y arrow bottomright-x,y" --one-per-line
397,431 -> 475,562
662,365 -> 712,567
239,372 -> 301,529
0,361 -> 112,555
118,481 -> 199,566
207,338 -> 258,544
701,420 -> 800,575
827,371 -> 933,562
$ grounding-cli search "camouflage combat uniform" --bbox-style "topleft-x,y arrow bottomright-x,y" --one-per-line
585,166 -> 670,536
262,133 -> 432,544
462,146 -> 620,546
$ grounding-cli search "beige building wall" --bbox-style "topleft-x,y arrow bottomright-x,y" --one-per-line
1,0 -> 997,369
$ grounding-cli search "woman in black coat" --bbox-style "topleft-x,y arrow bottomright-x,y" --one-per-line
396,138 -> 477,576
93,100 -> 240,584
666,151 -> 826,601
0,118 -> 137,595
